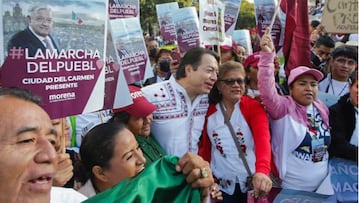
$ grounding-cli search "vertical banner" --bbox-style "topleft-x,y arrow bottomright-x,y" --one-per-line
156,2 -> 179,46
232,29 -> 253,55
103,26 -> 132,110
103,0 -> 140,110
321,0 -> 358,33
173,7 -> 201,53
199,0 -> 225,46
221,0 -> 242,36
109,17 -> 153,85
253,0 -> 282,52
108,0 -> 139,20
1,0 -> 107,119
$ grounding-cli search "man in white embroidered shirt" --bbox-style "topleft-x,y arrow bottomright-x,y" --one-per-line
142,47 -> 219,156
7,5 -> 60,57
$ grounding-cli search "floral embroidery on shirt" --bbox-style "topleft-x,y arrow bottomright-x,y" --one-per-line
236,128 -> 247,155
215,177 -> 233,190
212,132 -> 225,158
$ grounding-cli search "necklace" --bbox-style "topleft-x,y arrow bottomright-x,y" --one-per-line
326,76 -> 349,96
331,79 -> 348,96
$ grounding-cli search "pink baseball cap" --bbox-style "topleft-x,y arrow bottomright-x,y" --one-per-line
287,66 -> 324,85
113,86 -> 157,118
220,40 -> 238,53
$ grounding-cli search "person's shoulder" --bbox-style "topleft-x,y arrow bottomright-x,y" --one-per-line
241,95 -> 264,106
320,73 -> 331,82
328,101 -> 341,113
10,28 -> 32,39
329,93 -> 350,111
142,80 -> 171,95
8,28 -> 35,48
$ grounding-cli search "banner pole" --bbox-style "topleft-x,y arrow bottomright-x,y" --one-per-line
269,0 -> 282,31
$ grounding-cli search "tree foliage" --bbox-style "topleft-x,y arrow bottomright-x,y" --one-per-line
236,0 -> 256,30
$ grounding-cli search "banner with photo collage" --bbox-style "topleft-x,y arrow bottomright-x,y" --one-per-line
1,0 -> 107,119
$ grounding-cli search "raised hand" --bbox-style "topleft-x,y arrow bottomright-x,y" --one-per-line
260,28 -> 275,53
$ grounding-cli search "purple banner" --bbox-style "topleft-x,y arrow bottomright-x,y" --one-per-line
1,1 -> 107,118
1,48 -> 103,119
156,2 -> 179,45
177,31 -> 201,54
108,0 -> 139,19
103,27 -> 132,110
254,0 -> 283,52
222,0 -> 242,35
109,17 -> 153,85
160,24 -> 178,46
174,7 -> 201,54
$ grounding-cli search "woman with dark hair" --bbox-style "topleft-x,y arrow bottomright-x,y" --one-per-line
243,52 -> 261,99
219,40 -> 241,64
144,48 -> 173,85
329,71 -> 358,162
109,85 -> 165,167
199,61 -> 272,202
107,85 -> 223,202
78,123 -> 139,197
258,29 -> 331,192
77,122 -> 218,203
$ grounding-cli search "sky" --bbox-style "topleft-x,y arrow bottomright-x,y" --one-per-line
3,0 -> 106,25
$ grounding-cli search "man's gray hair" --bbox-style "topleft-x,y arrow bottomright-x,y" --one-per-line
28,5 -> 52,17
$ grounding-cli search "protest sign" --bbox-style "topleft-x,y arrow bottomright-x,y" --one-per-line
173,7 -> 201,53
321,0 -> 358,33
103,27 -> 132,110
221,0 -> 242,35
199,0 -> 225,46
330,157 -> 358,202
1,0 -> 107,119
232,29 -> 253,56
104,0 -> 138,110
156,2 -> 179,46
108,0 -> 139,19
273,188 -> 332,202
254,0 -> 282,52
109,17 -> 153,85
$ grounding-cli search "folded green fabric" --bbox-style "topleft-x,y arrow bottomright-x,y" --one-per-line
83,155 -> 201,203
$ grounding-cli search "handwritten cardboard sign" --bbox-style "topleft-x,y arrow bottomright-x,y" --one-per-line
321,0 -> 358,33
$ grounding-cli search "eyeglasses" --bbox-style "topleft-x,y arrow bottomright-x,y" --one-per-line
219,78 -> 245,85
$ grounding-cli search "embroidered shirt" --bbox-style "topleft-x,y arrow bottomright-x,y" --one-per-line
142,77 -> 209,156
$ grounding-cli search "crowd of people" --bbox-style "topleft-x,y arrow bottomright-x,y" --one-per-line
0,3 -> 358,203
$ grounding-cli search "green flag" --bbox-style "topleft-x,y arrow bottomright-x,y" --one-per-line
83,156 -> 202,203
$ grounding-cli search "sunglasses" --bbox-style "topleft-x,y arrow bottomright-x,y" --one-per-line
219,78 -> 245,85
